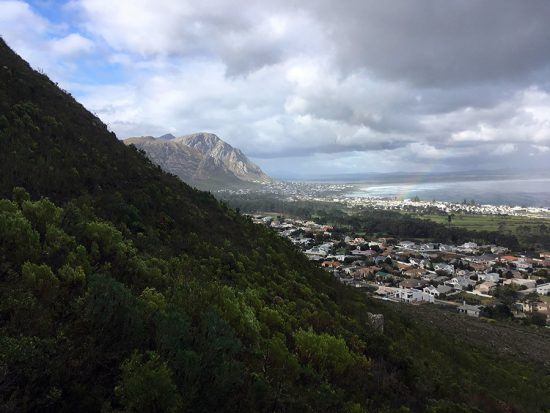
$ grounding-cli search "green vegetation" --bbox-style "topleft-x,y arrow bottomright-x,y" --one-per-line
409,213 -> 550,250
1,39 -> 549,412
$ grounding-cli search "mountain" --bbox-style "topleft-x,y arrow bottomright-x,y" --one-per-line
123,135 -> 239,185
158,133 -> 176,140
0,38 -> 548,413
123,133 -> 271,188
178,133 -> 271,183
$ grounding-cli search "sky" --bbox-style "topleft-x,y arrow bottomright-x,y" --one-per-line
1,0 -> 550,179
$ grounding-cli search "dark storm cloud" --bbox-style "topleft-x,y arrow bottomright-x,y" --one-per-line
307,0 -> 550,87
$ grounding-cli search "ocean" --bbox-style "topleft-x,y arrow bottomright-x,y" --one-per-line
347,177 -> 550,208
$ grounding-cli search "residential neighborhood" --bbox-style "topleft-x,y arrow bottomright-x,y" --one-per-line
251,214 -> 550,325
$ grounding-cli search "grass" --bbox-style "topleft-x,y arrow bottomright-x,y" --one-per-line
407,213 -> 550,236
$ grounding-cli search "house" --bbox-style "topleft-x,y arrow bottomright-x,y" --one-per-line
424,283 -> 454,297
420,272 -> 438,281
518,300 -> 550,314
457,302 -> 484,317
419,243 -> 437,251
394,288 -> 434,303
478,272 -> 500,282
475,281 -> 497,295
321,260 -> 341,269
409,257 -> 422,266
458,242 -> 478,253
445,276 -> 475,290
439,244 -> 456,252
318,242 -> 334,252
404,268 -> 427,278
433,275 -> 450,284
423,285 -> 439,297
374,256 -> 388,265
342,266 -> 357,275
515,259 -> 532,271
436,284 -> 453,296
395,261 -> 413,271
469,262 -> 490,272
327,254 -> 352,262
292,237 -> 313,246
536,283 -> 550,295
398,241 -> 416,249
504,278 -> 537,289
434,263 -> 454,275
500,255 -> 519,263
304,247 -> 327,260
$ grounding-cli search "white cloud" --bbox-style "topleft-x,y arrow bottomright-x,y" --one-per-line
493,143 -> 517,155
0,0 -> 48,49
49,33 -> 94,56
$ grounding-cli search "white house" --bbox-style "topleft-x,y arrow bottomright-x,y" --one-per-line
423,285 -> 439,297
434,263 -> 454,275
439,244 -> 457,252
394,288 -> 434,303
445,276 -> 475,290
478,272 -> 500,282
457,302 -> 483,317
536,283 -> 550,295
398,241 -> 416,249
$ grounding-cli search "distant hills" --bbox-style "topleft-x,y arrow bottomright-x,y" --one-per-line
124,132 -> 271,188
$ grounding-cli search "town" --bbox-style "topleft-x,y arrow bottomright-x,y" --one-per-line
219,180 -> 550,218
250,214 -> 550,325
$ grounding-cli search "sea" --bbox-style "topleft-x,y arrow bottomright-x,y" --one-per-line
346,177 -> 550,208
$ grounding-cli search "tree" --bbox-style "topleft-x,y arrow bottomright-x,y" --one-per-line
21,262 -> 59,303
447,214 -> 454,231
115,351 -> 182,413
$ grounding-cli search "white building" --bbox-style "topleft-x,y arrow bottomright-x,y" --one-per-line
536,283 -> 550,295
394,288 -> 434,303
478,272 -> 500,282
457,302 -> 483,317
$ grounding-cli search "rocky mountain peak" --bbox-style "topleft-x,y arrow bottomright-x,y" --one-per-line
123,132 -> 271,187
158,133 -> 176,140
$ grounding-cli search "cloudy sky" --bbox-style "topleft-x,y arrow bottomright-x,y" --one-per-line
2,0 -> 550,178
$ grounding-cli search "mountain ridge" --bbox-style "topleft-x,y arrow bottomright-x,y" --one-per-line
124,132 -> 271,188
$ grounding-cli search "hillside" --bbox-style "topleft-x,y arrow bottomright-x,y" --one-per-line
123,133 -> 270,189
0,38 -> 549,413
